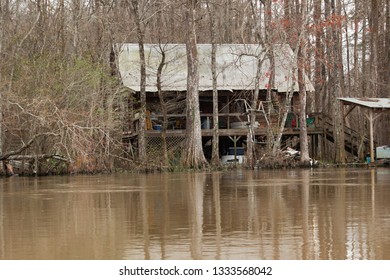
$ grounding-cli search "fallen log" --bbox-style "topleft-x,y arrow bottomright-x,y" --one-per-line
0,132 -> 59,161
6,154 -> 70,162
0,138 -> 35,161
2,154 -> 70,176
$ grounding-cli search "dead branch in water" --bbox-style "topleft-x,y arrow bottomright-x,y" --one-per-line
0,133 -> 59,161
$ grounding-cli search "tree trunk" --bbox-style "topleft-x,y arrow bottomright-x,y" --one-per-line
206,1 -> 220,167
343,5 -> 351,95
327,0 -> 346,163
156,5 -> 168,167
384,0 -> 390,97
298,46 -> 310,164
182,0 -> 208,169
369,0 -> 379,99
314,0 -> 324,112
247,55 -> 266,168
129,0 -> 147,164
0,0 -> 7,173
266,52 -> 276,154
298,0 -> 310,164
57,0 -> 66,54
157,46 -> 168,166
71,0 -> 80,57
358,16 -> 368,160
272,83 -> 295,157
353,0 -> 359,96
245,0 -> 268,167
381,0 -> 390,144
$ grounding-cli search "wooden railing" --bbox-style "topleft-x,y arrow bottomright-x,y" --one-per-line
124,111 -> 323,137
317,114 -> 371,157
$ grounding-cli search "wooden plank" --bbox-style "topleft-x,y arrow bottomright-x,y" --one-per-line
344,105 -> 356,119
153,113 -> 263,118
143,128 -> 324,137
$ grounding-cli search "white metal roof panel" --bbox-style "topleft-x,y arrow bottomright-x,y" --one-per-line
339,98 -> 390,109
116,44 -> 314,93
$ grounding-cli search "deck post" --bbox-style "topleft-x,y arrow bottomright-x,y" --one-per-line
227,95 -> 230,129
365,109 -> 384,164
368,110 -> 375,163
322,128 -> 327,161
228,135 -> 241,164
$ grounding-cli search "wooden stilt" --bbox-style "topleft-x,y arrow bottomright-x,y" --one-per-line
363,109 -> 383,164
369,110 -> 374,163
228,135 -> 241,164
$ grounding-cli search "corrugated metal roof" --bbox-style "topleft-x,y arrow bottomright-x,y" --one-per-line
116,44 -> 314,93
339,98 -> 390,109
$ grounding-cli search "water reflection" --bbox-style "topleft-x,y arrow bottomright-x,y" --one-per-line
0,168 -> 389,260
212,173 -> 222,260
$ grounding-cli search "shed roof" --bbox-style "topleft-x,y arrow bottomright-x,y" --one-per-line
338,98 -> 390,109
116,44 -> 314,93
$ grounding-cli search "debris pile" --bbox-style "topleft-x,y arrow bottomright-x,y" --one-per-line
256,147 -> 317,169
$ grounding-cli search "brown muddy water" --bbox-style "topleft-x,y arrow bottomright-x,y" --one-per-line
0,168 -> 389,260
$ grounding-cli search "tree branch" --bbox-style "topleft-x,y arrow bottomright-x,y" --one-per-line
0,133 -> 59,160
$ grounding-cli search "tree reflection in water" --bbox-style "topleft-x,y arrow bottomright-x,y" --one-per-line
0,168 -> 389,259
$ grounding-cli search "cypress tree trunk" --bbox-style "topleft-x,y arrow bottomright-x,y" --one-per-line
206,1 -> 220,167
182,0 -> 208,169
314,0 -> 324,112
298,0 -> 310,164
326,0 -> 345,163
0,1 -> 5,173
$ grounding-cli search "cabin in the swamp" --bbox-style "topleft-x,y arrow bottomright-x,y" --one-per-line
115,43 -> 320,163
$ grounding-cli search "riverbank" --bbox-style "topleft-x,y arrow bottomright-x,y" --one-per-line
2,158 -> 389,177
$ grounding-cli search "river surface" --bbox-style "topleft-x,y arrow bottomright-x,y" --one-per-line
0,168 -> 389,260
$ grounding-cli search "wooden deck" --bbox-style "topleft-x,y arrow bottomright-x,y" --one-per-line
123,111 -> 323,138
122,112 -> 371,162
123,112 -> 323,139
141,127 -> 324,137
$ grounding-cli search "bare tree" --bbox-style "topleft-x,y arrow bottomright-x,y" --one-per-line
206,0 -> 220,167
156,45 -> 169,166
327,0 -> 346,163
0,0 -> 4,172
128,0 -> 147,164
297,0 -> 310,164
314,0 -> 325,112
244,0 -> 268,168
2,0 -> 390,173
182,0 -> 208,169
369,0 -> 379,99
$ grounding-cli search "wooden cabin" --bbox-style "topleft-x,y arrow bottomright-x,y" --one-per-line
115,43 -> 320,163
